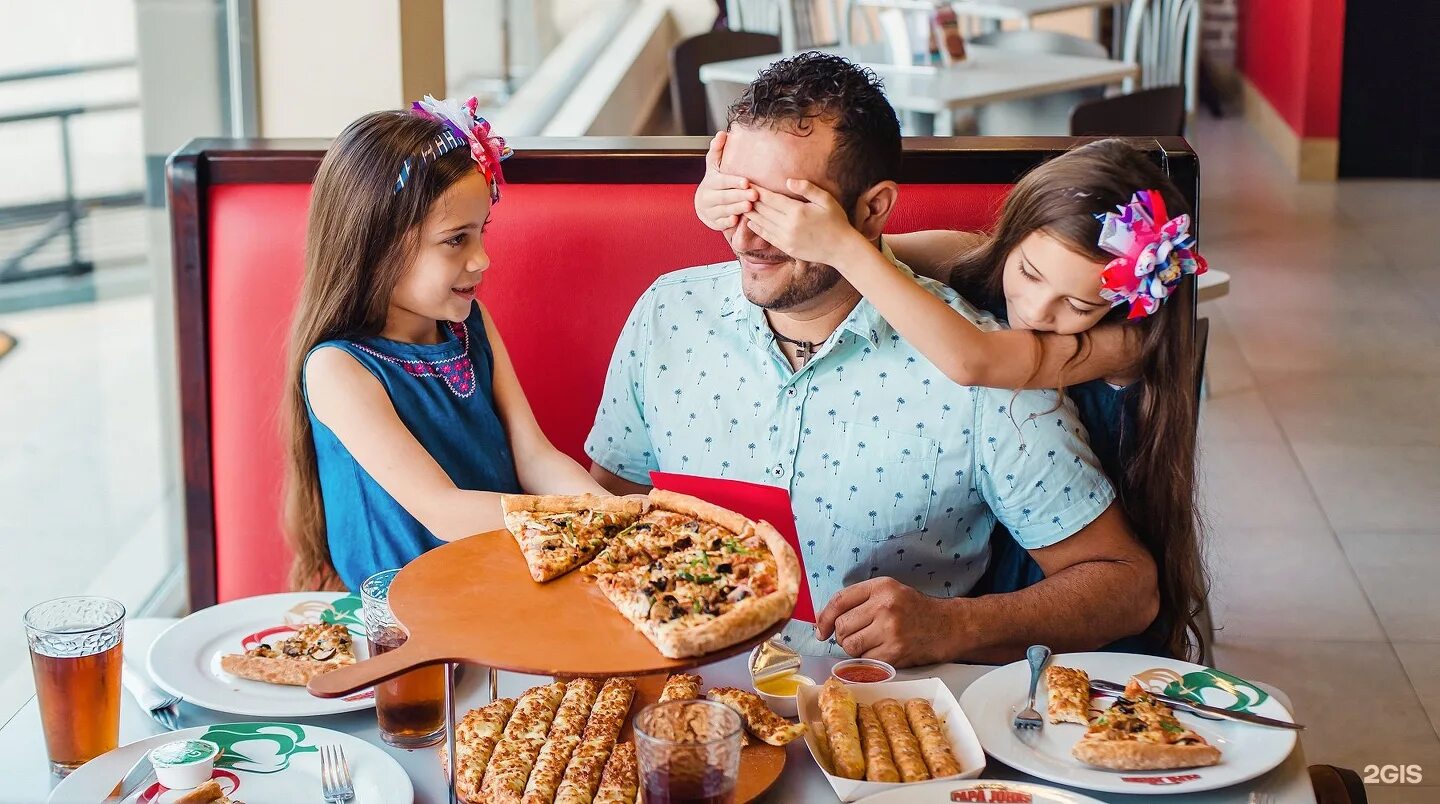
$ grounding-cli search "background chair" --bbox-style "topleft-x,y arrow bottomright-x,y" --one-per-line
670,31 -> 781,135
1069,86 -> 1187,137
971,30 -> 1109,136
1121,0 -> 1203,118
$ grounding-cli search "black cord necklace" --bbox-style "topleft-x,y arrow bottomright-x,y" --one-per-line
772,331 -> 817,364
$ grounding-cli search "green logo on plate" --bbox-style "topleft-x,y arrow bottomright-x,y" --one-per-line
321,594 -> 365,633
201,723 -> 318,774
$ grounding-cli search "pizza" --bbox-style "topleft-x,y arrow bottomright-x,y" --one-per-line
1072,679 -> 1222,771
502,495 -> 646,582
1045,665 -> 1091,725
589,490 -> 801,659
218,623 -> 356,686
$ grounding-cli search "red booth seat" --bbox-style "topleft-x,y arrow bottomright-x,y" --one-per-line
173,138 -> 1197,608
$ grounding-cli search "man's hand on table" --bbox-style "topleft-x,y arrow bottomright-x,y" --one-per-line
814,577 -> 969,667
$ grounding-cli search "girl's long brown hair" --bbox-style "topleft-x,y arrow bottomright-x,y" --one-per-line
949,139 -> 1208,660
283,111 -> 476,591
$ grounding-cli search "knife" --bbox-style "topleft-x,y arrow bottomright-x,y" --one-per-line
1091,678 -> 1304,730
104,754 -> 155,802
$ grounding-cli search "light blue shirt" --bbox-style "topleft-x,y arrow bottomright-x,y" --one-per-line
586,251 -> 1115,655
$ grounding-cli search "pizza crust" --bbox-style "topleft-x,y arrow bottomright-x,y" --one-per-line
1072,738 -> 1222,771
501,494 -> 646,517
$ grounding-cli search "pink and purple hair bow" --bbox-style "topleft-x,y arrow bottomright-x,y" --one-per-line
1097,189 -> 1207,320
393,95 -> 512,201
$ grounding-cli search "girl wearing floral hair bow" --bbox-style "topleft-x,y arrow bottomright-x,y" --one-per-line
696,137 -> 1207,660
284,97 -> 609,591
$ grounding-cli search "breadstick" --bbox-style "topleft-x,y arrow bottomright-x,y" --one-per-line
555,677 -> 637,804
905,698 -> 962,777
874,698 -> 930,782
522,678 -> 601,804
593,741 -> 639,804
818,678 -> 865,780
446,697 -> 518,803
658,673 -> 701,702
706,687 -> 807,746
483,681 -> 568,803
856,703 -> 901,782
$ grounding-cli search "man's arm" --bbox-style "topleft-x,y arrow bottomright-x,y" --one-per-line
590,463 -> 652,496
816,504 -> 1157,666
953,504 -> 1157,662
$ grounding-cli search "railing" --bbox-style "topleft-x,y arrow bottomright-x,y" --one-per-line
0,59 -> 143,284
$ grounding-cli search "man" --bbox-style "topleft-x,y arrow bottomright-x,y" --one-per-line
586,52 -> 1157,664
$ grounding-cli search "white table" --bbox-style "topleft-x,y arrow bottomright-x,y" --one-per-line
699,46 -> 1137,135
947,0 -> 1129,27
4,618 -> 1315,803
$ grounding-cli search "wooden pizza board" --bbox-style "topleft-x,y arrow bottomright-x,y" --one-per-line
309,529 -> 791,698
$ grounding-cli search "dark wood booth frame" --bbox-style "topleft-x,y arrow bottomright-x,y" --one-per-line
168,136 -> 1199,611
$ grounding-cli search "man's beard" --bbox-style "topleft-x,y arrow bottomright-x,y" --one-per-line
740,258 -> 845,310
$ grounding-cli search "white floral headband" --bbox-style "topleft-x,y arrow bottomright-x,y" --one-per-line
393,95 -> 512,202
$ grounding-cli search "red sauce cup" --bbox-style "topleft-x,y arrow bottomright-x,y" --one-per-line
829,658 -> 896,684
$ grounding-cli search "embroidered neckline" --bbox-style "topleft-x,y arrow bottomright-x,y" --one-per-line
351,321 -> 476,398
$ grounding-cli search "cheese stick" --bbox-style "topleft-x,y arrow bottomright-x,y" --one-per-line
818,678 -> 864,780
856,703 -> 901,782
593,741 -> 639,804
555,677 -> 637,804
811,720 -> 834,775
522,678 -> 601,804
482,681 -> 568,804
446,697 -> 517,804
658,673 -> 701,702
874,698 -> 930,782
905,698 -> 962,777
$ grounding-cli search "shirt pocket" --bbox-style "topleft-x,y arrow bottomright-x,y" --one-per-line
833,421 -> 940,542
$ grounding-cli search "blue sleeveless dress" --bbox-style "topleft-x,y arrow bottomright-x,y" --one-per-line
304,303 -> 522,591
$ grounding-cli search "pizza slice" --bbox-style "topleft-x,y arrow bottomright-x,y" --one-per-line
502,494 -> 645,582
1071,678 -> 1222,771
1045,665 -> 1091,725
219,623 -> 356,686
591,491 -> 800,659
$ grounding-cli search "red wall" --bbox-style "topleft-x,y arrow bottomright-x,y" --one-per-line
1238,0 -> 1345,138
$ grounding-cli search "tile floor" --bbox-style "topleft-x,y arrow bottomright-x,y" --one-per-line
1192,118 -> 1440,803
2,116 -> 1439,801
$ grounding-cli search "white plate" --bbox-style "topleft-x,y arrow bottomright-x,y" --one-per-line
147,592 -> 375,717
960,652 -> 1298,796
860,779 -> 1106,803
796,677 -> 986,802
48,722 -> 412,803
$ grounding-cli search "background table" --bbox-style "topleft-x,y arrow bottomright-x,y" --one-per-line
3,618 -> 1316,803
699,46 -> 1137,135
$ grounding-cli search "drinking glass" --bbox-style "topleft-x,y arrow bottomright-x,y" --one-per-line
361,569 -> 446,748
24,596 -> 125,776
634,699 -> 743,804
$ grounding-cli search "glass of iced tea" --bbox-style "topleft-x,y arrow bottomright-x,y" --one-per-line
634,699 -> 743,804
360,569 -> 445,748
24,596 -> 125,776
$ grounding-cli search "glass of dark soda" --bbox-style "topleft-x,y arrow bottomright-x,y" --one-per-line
634,699 -> 743,804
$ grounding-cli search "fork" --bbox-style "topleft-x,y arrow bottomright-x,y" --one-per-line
1012,644 -> 1051,732
121,658 -> 182,731
320,744 -> 355,802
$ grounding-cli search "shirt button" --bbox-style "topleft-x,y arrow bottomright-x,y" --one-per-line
786,387 -> 797,397
771,463 -> 786,478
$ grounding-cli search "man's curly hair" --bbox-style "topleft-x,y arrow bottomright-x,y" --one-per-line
727,51 -> 901,214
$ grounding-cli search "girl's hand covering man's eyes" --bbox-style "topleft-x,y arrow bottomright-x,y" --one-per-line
694,131 -> 758,231
742,179 -> 862,267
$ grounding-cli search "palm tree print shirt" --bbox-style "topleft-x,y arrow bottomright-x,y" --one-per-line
586,256 -> 1116,655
